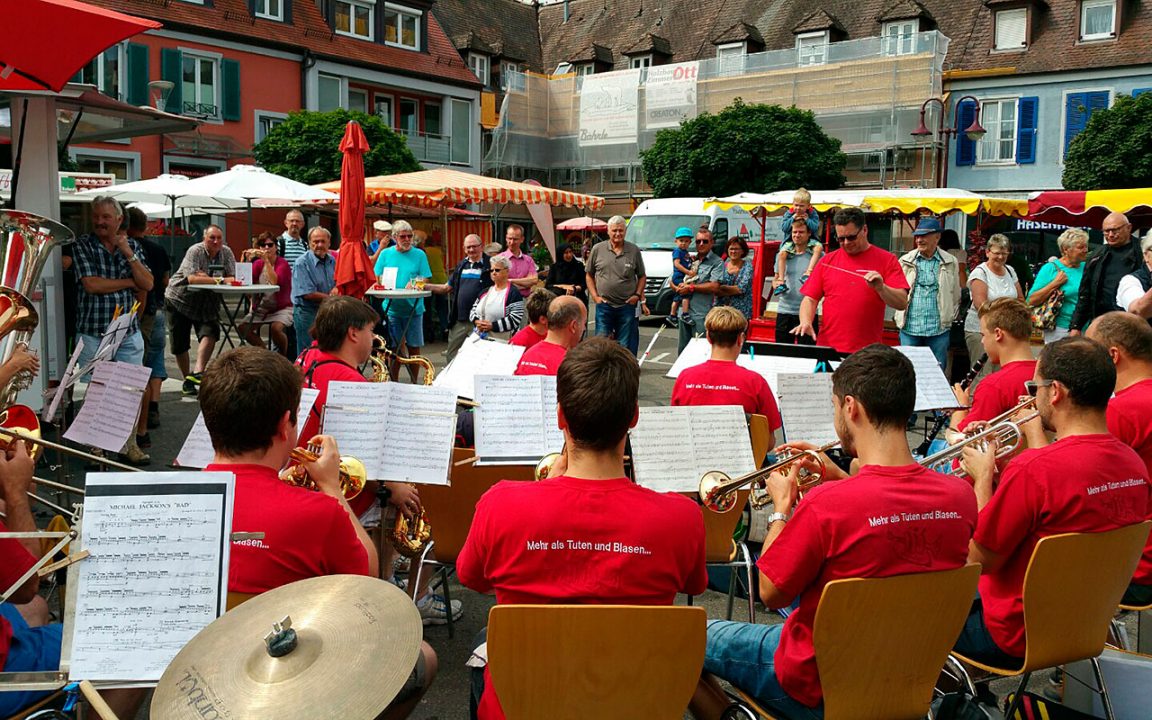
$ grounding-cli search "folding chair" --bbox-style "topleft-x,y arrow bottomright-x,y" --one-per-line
949,522 -> 1152,720
487,604 -> 706,720
720,563 -> 981,720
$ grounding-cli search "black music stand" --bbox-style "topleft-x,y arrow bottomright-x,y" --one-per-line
742,341 -> 844,373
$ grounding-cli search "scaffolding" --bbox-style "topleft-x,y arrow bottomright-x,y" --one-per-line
484,31 -> 951,198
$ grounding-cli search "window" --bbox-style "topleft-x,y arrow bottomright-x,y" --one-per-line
74,154 -> 135,181
576,63 -> 595,76
255,111 -> 288,143
335,0 -> 374,40
797,32 -> 829,66
424,102 -> 441,136
254,0 -> 282,21
375,96 -> 394,126
383,3 -> 421,50
348,88 -> 368,113
318,74 -> 342,111
994,9 -> 1028,50
468,53 -> 489,86
450,98 -> 471,165
977,99 -> 1017,164
502,61 -> 525,92
1080,0 -> 1116,40
399,98 -> 418,135
75,45 -> 123,99
181,53 -> 219,118
629,55 -> 653,69
715,42 -> 745,76
882,20 -> 916,56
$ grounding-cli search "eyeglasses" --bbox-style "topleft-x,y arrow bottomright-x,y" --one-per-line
396,233 -> 414,239
258,242 -> 276,248
1025,380 -> 1054,397
836,232 -> 861,242
490,268 -> 506,274
1103,226 -> 1129,234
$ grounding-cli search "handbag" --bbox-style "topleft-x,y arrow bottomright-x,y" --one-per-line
1032,288 -> 1064,331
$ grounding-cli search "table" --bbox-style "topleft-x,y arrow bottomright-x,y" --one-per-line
188,284 -> 279,355
365,288 -> 433,378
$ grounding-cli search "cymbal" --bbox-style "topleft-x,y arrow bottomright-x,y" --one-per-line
151,575 -> 422,720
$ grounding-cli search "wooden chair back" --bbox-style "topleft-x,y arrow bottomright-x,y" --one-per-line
226,591 -> 257,610
747,413 -> 772,467
812,564 -> 981,720
487,605 -> 706,720
417,447 -> 535,563
1019,522 -> 1152,672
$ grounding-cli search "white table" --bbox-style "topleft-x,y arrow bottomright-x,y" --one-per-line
188,284 -> 279,354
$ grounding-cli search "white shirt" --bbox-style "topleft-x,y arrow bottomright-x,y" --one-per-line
1117,273 -> 1149,313
964,262 -> 1019,333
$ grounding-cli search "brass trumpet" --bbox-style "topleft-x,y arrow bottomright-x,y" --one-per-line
280,444 -> 367,499
699,441 -> 840,513
921,398 -> 1038,477
535,451 -> 563,481
392,503 -> 432,559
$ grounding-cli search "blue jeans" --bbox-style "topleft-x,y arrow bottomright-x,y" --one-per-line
899,330 -> 951,371
705,620 -> 824,720
953,598 -> 1022,667
294,305 -> 318,357
141,312 -> 168,380
595,303 -> 639,356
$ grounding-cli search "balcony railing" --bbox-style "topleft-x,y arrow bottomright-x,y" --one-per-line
400,129 -> 454,165
183,101 -> 219,119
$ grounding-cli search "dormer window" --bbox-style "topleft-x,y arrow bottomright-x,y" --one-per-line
1080,0 -> 1115,40
882,20 -> 917,55
994,8 -> 1028,49
716,42 -> 746,76
576,63 -> 596,76
468,53 -> 489,86
797,32 -> 829,66
383,3 -> 421,50
253,0 -> 283,21
629,55 -> 653,69
335,0 -> 374,40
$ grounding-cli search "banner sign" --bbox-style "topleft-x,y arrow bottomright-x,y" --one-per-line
579,69 -> 641,146
645,61 -> 699,129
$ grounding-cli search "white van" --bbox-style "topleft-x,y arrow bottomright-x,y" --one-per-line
626,198 -> 776,316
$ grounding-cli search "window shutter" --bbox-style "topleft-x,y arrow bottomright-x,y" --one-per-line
246,0 -> 255,13
222,59 -> 241,122
283,0 -> 293,23
125,43 -> 150,106
1065,91 -> 1109,153
160,48 -> 183,114
1016,96 -> 1038,164
1133,88 -> 1151,97
955,99 -> 977,166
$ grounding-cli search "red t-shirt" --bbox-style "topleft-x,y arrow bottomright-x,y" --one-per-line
1108,378 -> 1152,584
670,359 -> 783,429
974,434 -> 1152,657
761,464 -> 977,707
457,476 -> 708,720
514,340 -> 568,376
957,360 -> 1037,432
298,351 -> 375,516
800,245 -> 908,353
209,463 -> 369,594
0,519 -> 37,668
509,326 -> 547,349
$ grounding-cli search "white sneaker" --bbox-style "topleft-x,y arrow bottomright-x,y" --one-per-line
416,593 -> 463,626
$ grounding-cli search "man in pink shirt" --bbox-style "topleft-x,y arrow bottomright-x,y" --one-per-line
515,295 -> 587,376
499,224 -> 538,303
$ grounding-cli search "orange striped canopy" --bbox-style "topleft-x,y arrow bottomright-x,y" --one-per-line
316,168 -> 605,211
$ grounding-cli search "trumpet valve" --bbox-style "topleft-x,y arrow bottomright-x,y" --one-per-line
338,456 -> 368,500
699,471 -> 737,513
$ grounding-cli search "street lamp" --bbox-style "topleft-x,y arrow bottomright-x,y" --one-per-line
911,95 -> 986,188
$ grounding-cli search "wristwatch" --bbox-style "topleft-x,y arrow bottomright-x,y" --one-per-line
127,253 -> 143,264
766,511 -> 790,525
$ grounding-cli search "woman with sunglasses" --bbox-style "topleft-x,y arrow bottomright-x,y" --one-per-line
469,256 -> 525,338
239,231 -> 294,357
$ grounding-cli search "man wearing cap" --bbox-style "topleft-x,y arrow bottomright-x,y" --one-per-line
368,220 -> 392,267
894,217 -> 961,371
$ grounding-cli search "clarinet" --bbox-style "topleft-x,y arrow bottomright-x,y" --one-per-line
916,353 -> 988,456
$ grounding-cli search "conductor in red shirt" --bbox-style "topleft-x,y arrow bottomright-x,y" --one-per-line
693,344 -> 977,718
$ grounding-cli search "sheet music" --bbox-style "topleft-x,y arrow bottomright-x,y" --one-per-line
629,405 -> 755,493
665,338 -> 816,398
175,388 -> 319,469
69,472 -> 235,682
474,375 -> 563,464
895,346 -> 961,412
323,382 -> 390,474
63,362 -> 151,452
433,335 -> 526,400
234,262 -> 253,285
665,337 -> 713,378
43,340 -> 84,422
777,373 -> 838,445
93,310 -> 135,362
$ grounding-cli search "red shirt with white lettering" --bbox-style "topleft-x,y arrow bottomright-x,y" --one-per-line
974,434 -> 1152,657
800,245 -> 908,353
957,360 -> 1037,431
209,463 -> 369,594
0,520 -> 37,668
1107,378 -> 1152,584
509,326 -> 547,349
457,476 -> 708,720
761,464 -> 977,707
514,340 -> 568,376
670,359 -> 782,430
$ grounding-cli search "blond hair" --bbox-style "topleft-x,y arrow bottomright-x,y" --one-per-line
793,188 -> 812,204
705,306 -> 748,347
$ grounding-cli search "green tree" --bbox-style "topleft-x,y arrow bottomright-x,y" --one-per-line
640,99 -> 846,198
1063,92 -> 1152,190
253,109 -> 421,185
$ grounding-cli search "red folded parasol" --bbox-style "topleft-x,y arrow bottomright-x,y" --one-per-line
335,121 -> 374,299
0,0 -> 161,92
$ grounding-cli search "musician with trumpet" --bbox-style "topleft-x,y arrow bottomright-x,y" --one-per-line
693,345 -> 977,719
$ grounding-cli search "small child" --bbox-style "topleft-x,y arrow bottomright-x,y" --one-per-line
774,189 -> 823,294
668,227 -> 697,325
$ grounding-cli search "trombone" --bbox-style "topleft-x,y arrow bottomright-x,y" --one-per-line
699,441 -> 840,513
920,398 -> 1039,477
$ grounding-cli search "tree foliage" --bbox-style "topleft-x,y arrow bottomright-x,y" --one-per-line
640,99 -> 846,198
253,109 -> 421,185
1063,92 -> 1152,190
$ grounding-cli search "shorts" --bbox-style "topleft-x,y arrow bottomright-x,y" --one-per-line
166,300 -> 220,356
387,313 -> 425,349
76,329 -> 145,378
141,311 -> 168,380
390,647 -> 427,706
241,306 -> 294,327
0,604 -> 63,716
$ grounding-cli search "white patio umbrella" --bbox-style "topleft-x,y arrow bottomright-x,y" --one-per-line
76,173 -> 237,241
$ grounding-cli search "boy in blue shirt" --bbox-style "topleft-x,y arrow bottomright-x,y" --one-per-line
667,226 -> 697,326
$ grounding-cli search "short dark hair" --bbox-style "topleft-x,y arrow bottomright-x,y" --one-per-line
832,207 -> 866,230
556,337 -> 639,451
726,236 -> 750,257
1089,311 -> 1152,362
525,287 -> 555,324
978,297 -> 1032,341
201,347 -> 302,456
831,344 -> 915,431
126,207 -> 148,235
1038,337 -> 1116,410
312,296 -> 379,352
507,223 -> 525,238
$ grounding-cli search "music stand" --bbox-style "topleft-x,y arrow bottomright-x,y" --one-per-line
743,340 -> 843,372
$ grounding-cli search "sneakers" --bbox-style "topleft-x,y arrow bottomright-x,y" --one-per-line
120,439 -> 151,467
187,372 -> 204,385
662,315 -> 678,328
416,592 -> 463,626
182,378 -> 198,397
386,575 -> 409,591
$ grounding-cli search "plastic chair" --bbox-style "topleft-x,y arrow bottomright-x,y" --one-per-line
950,522 -> 1152,720
487,604 -> 706,720
719,563 -> 981,720
410,446 -> 535,637
226,591 -> 256,610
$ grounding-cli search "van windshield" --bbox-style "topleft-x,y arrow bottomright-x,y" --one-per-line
626,214 -> 709,251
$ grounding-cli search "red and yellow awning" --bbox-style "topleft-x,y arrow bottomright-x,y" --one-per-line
1027,188 -> 1152,227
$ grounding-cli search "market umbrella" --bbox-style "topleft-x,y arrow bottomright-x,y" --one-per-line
1027,188 -> 1152,228
556,217 -> 608,232
0,0 -> 161,92
75,173 -> 230,243
334,121 -> 373,299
